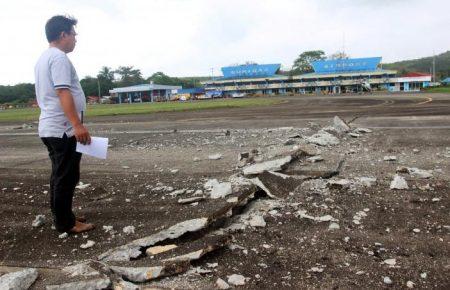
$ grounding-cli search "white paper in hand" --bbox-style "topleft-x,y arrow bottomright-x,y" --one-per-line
76,137 -> 109,159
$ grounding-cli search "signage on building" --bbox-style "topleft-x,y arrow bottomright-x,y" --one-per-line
311,57 -> 382,73
221,64 -> 281,79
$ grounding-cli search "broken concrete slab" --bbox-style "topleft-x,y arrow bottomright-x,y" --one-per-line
123,226 -> 135,235
243,155 -> 292,175
146,244 -> 178,256
390,175 -> 408,190
216,278 -> 231,289
163,235 -> 230,263
178,196 -> 205,204
0,268 -> 38,290
110,262 -> 189,283
253,171 -> 305,199
98,218 -> 209,262
204,179 -> 233,199
248,215 -> 266,228
333,116 -> 351,133
227,199 -> 283,232
113,279 -> 139,290
397,167 -> 433,179
295,210 -> 338,222
306,131 -> 340,146
46,278 -> 111,290
227,274 -> 247,286
61,263 -> 100,278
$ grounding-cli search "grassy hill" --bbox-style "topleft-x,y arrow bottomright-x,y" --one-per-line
383,51 -> 450,80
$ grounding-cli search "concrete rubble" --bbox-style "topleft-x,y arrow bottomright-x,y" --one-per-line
80,240 -> 95,249
61,263 -> 100,277
32,214 -> 45,227
146,244 -> 178,255
216,278 -> 231,289
295,210 -> 338,222
178,196 -> 205,204
16,117 -> 444,288
242,155 -> 292,175
390,175 -> 409,190
110,265 -> 188,283
0,268 -> 38,290
397,166 -> 433,179
122,226 -> 135,235
305,131 -> 340,146
46,278 -> 111,290
227,274 -> 247,286
98,217 -> 209,262
114,279 -> 139,290
333,116 -> 351,133
204,179 -> 232,199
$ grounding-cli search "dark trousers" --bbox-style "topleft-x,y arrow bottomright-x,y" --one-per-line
41,134 -> 81,232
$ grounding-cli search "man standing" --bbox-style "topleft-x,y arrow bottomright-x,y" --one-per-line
35,15 -> 94,234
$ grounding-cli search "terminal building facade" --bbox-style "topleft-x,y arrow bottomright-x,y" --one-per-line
202,57 -> 431,96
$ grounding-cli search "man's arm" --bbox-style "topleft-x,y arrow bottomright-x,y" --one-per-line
56,88 -> 91,145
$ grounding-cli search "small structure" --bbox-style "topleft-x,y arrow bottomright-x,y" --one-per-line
109,83 -> 181,104
441,77 -> 450,85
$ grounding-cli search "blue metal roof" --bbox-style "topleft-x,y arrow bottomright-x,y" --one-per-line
177,88 -> 205,94
311,57 -> 382,74
442,77 -> 450,83
109,84 -> 181,94
221,64 -> 281,79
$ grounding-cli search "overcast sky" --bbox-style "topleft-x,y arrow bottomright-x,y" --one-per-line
1,0 -> 449,85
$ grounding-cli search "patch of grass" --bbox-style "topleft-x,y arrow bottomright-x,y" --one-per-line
0,97 -> 281,123
423,86 -> 450,93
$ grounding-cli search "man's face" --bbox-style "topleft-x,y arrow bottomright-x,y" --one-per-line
60,27 -> 77,53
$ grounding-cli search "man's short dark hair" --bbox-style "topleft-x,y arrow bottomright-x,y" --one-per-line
45,15 -> 78,43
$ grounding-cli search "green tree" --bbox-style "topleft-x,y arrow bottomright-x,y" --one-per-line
292,50 -> 326,74
97,66 -> 114,96
80,76 -> 99,96
0,83 -> 35,104
114,66 -> 144,87
147,72 -> 176,85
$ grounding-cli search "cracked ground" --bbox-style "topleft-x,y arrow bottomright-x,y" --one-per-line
0,93 -> 449,289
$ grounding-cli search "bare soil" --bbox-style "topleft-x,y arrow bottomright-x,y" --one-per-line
0,93 -> 449,289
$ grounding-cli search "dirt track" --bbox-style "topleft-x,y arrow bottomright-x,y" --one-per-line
0,92 -> 449,289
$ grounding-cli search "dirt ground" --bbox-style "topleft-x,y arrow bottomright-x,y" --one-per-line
0,92 -> 449,289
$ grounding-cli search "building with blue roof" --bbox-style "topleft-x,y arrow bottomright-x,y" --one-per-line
109,83 -> 181,103
202,57 -> 431,95
441,77 -> 450,85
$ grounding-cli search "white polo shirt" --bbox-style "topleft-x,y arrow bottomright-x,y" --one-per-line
34,47 -> 86,138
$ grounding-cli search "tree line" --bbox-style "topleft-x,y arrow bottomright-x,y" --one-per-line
0,66 -> 207,104
1,50 -> 448,104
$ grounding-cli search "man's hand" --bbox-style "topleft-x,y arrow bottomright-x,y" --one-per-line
74,123 -> 91,145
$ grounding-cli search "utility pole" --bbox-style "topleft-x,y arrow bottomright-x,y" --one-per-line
210,68 -> 214,81
432,53 -> 436,83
